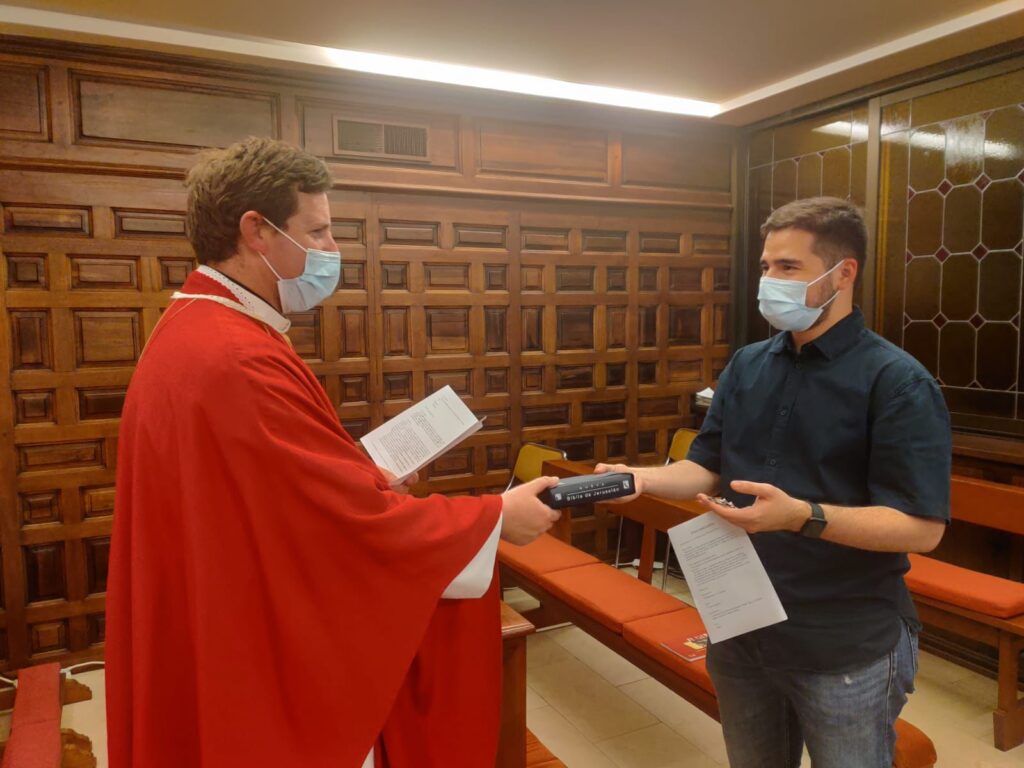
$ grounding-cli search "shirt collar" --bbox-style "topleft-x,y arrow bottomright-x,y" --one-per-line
196,265 -> 290,334
769,307 -> 866,361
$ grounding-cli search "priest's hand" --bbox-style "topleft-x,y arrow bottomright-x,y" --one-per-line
378,468 -> 420,495
500,476 -> 562,546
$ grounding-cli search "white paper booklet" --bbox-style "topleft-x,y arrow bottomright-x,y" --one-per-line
668,512 -> 787,643
361,385 -> 484,483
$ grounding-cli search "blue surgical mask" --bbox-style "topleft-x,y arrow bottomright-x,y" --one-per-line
260,219 -> 341,313
757,262 -> 841,332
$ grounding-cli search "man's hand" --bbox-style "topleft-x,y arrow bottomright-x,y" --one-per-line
379,468 -> 420,495
592,463 -> 644,503
696,480 -> 808,534
500,476 -> 562,545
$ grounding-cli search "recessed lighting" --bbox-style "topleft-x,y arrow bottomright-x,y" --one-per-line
0,3 -> 720,117
322,49 -> 720,117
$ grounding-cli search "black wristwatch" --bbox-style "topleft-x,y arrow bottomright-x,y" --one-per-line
799,501 -> 827,538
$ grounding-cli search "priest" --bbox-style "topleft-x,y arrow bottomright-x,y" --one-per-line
105,137 -> 560,768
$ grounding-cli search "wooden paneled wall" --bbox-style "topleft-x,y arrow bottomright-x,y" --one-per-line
0,36 -> 735,670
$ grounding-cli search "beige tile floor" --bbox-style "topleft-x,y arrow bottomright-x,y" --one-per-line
0,577 -> 1019,768
509,571 -> 1024,768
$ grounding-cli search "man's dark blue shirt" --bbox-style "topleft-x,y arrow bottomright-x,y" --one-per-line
687,307 -> 952,670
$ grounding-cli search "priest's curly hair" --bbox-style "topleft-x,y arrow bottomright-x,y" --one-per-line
185,137 -> 332,264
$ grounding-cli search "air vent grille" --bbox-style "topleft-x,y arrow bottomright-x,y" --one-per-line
383,124 -> 427,157
333,118 -> 428,160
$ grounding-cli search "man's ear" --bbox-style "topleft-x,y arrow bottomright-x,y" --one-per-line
238,210 -> 267,254
840,257 -> 859,288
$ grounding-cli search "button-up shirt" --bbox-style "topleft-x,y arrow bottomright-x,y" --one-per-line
688,307 -> 951,670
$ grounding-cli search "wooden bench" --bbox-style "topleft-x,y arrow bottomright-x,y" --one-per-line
500,602 -> 571,768
501,533 -> 937,768
0,663 -> 96,768
500,602 -> 535,768
525,730 -> 567,768
549,459 -> 1024,751
904,474 -> 1024,750
503,458 -> 938,766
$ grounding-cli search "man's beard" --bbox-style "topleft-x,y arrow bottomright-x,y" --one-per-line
806,284 -> 839,331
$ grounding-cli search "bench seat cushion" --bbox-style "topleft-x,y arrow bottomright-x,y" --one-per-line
906,554 -> 1024,619
622,609 -> 715,696
621,611 -> 936,767
499,534 -> 599,577
893,718 -> 937,768
1,661 -> 62,768
542,564 -> 684,633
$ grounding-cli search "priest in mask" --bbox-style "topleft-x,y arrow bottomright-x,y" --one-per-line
105,137 -> 561,768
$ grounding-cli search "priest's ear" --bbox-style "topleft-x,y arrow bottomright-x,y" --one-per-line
237,210 -> 272,257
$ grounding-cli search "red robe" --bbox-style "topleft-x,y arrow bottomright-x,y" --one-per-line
106,271 -> 503,767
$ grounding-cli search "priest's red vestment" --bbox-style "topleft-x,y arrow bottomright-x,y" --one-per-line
106,271 -> 503,767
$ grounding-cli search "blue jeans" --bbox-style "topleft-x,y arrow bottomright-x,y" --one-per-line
706,620 -> 918,768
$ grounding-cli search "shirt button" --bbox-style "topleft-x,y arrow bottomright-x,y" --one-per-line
768,458 -> 777,466
779,407 -> 788,416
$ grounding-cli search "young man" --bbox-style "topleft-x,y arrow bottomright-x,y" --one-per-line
106,137 -> 560,768
598,197 -> 951,767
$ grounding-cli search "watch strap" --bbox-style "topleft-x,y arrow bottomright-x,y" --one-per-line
799,501 -> 827,538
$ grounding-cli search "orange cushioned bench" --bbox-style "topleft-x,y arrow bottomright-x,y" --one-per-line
525,729 -> 566,768
501,533 -> 937,768
0,663 -> 97,768
902,474 -> 1024,751
0,662 -> 62,768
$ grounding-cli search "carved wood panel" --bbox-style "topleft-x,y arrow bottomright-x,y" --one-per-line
1,184 -> 731,668
0,37 -> 735,669
0,173 -> 198,669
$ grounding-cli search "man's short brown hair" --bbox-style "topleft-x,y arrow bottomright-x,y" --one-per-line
185,137 -> 332,265
760,197 -> 867,275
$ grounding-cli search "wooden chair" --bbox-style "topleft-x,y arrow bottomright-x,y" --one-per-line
612,428 -> 698,586
501,442 -> 569,625
504,443 -> 568,491
658,428 -> 698,589
666,428 -> 699,464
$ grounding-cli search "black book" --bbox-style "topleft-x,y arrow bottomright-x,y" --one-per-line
538,472 -> 636,509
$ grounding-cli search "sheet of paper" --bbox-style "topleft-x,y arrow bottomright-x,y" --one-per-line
361,385 -> 483,483
695,386 -> 715,399
668,512 -> 787,643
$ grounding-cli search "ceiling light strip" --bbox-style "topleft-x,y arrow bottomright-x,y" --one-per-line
0,3 -> 720,117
